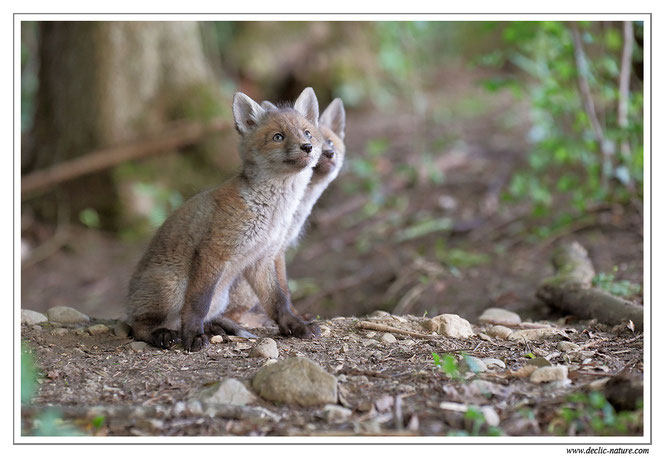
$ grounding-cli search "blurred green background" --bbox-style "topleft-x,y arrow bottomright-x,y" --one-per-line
20,21 -> 644,322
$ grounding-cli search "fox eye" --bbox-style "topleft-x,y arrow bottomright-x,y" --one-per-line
272,133 -> 284,142
304,130 -> 312,139
326,139 -> 334,147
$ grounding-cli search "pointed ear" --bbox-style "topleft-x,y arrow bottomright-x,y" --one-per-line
232,92 -> 266,134
261,100 -> 278,111
293,87 -> 319,126
319,98 -> 346,140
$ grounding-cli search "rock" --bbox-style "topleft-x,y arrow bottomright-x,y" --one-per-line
46,306 -> 89,324
459,355 -> 487,373
481,406 -> 500,427
369,310 -> 391,318
129,341 -> 150,352
87,324 -> 109,335
323,404 -> 352,423
365,331 -> 377,338
250,338 -> 278,359
530,366 -> 568,383
528,357 -> 552,368
210,335 -> 225,344
508,327 -> 562,342
482,358 -> 506,370
557,341 -> 581,352
486,325 -> 513,340
392,315 -> 408,323
380,333 -> 397,343
468,379 -> 507,398
423,314 -> 474,338
566,351 -> 596,362
319,325 -> 331,337
477,332 -> 493,342
113,321 -> 132,338
21,309 -> 48,325
478,308 -> 521,326
198,378 -> 257,406
252,357 -> 337,406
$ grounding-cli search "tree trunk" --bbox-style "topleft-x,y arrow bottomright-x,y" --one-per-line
25,21 -> 216,228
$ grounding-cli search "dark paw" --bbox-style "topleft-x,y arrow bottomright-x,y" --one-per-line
183,332 -> 209,352
151,328 -> 180,349
280,316 -> 321,339
204,322 -> 227,338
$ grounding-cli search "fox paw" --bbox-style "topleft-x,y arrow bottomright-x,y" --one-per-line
182,332 -> 209,352
280,316 -> 321,339
151,328 -> 180,349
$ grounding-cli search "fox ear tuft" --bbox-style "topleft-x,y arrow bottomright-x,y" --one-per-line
319,98 -> 346,140
293,87 -> 319,126
232,92 -> 266,134
261,100 -> 278,111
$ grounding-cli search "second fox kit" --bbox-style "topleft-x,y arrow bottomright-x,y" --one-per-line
127,88 -> 323,351
224,98 -> 346,326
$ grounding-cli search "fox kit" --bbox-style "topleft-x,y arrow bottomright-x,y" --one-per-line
127,88 -> 324,351
224,98 -> 346,326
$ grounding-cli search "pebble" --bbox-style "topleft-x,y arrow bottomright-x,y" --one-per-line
380,333 -> 397,344
401,339 -> 416,347
392,315 -> 408,323
210,335 -> 224,344
251,357 -> 337,406
459,355 -> 487,373
486,325 -> 513,340
129,341 -> 150,352
530,366 -> 569,383
21,309 -> 48,326
477,332 -> 493,342
319,326 -> 331,337
481,406 -> 500,427
478,308 -> 521,326
508,327 -> 563,342
87,324 -> 109,335
423,314 -> 474,338
369,310 -> 391,318
249,338 -> 278,359
51,328 -> 69,336
557,341 -> 581,352
566,351 -> 596,362
31,325 -> 42,332
365,331 -> 377,338
197,378 -> 257,406
323,404 -> 352,423
528,357 -> 552,368
46,306 -> 89,324
481,358 -> 506,370
113,321 -> 132,338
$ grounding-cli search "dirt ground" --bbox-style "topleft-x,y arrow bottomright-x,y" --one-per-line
21,310 -> 643,437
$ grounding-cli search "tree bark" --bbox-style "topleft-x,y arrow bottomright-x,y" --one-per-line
25,21 -> 216,227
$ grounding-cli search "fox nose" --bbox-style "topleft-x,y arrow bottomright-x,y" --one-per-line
323,150 -> 335,159
300,143 -> 313,154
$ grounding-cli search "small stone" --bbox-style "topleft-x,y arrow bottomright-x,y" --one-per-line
319,326 -> 331,337
530,366 -> 568,383
87,324 -> 109,335
113,321 -> 132,338
21,309 -> 48,325
468,379 -> 507,397
365,331 -> 377,338
323,404 -> 352,423
46,306 -> 89,324
31,325 -> 42,332
423,314 -> 474,338
392,315 -> 408,323
331,317 -> 346,321
508,327 -> 563,342
252,357 -> 337,406
402,339 -> 416,346
129,341 -> 150,352
528,357 -> 552,368
380,333 -> 397,343
459,355 -> 487,373
567,351 -> 596,362
479,308 -> 521,326
210,335 -> 224,344
198,378 -> 257,406
557,341 -> 581,352
482,358 -> 506,370
486,325 -> 513,340
481,406 -> 500,427
369,310 -> 391,318
478,333 -> 493,342
263,358 -> 278,367
250,338 -> 278,359
74,329 -> 87,336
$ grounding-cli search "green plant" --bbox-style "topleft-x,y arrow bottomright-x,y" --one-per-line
448,407 -> 503,436
432,352 -> 461,380
480,21 -> 643,226
593,271 -> 641,297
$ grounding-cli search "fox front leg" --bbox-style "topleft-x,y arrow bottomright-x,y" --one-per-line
245,258 -> 320,338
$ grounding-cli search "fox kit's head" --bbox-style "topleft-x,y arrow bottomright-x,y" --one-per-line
314,98 -> 346,184
233,88 -> 323,176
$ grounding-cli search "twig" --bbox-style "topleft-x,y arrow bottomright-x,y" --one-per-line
570,23 -> 614,186
356,320 -> 434,339
21,118 -> 230,199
